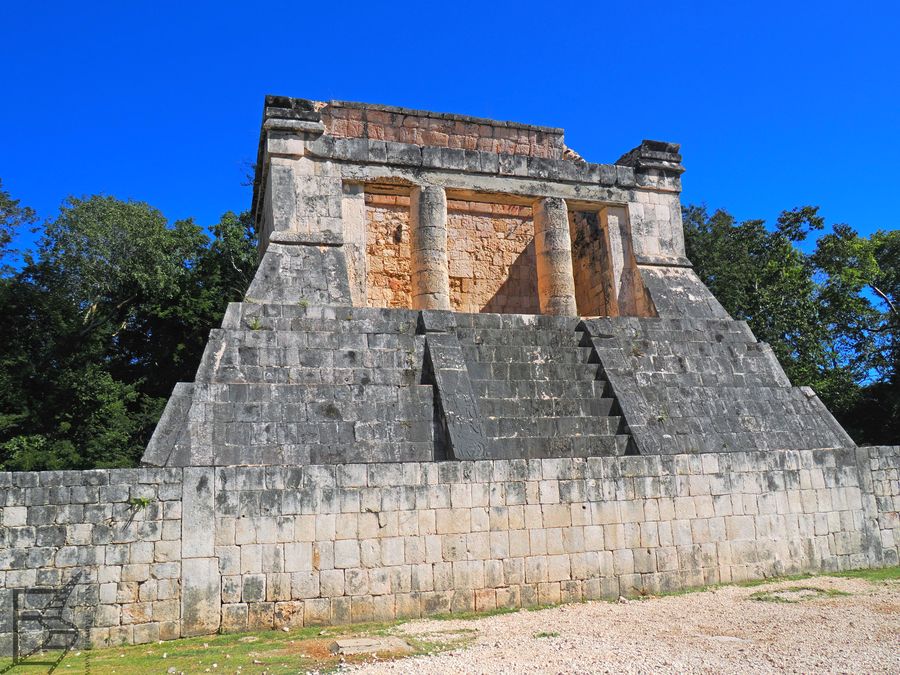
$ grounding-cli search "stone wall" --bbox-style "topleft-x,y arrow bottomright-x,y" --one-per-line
320,101 -> 565,159
2,448 -> 898,652
0,468 -> 184,652
446,200 -> 538,315
365,194 -> 411,309
569,210 -> 611,316
869,445 -> 900,564
364,197 -> 540,314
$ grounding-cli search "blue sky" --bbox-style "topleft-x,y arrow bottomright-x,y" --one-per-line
2,1 -> 898,249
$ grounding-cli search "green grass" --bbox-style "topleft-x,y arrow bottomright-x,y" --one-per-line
825,566 -> 900,582
621,566 -> 900,602
533,631 -> 560,639
429,605 -> 519,622
750,586 -> 852,604
734,572 -> 816,588
0,620 -> 472,675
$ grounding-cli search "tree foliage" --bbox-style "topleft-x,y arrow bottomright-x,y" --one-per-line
684,204 -> 898,443
0,183 -> 256,470
0,178 -> 36,269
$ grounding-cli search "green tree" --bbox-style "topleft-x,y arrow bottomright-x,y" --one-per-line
811,226 -> 898,441
0,187 -> 256,470
0,178 -> 36,268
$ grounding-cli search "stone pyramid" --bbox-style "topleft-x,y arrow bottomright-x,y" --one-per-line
142,97 -> 854,467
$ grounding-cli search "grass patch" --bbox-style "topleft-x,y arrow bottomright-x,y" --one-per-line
750,586 -> 852,604
403,628 -> 477,655
0,620 -> 457,674
525,603 -> 558,612
533,631 -> 560,639
0,608 -> 503,674
824,566 -> 900,582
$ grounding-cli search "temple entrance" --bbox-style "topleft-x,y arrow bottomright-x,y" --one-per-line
568,204 -> 656,318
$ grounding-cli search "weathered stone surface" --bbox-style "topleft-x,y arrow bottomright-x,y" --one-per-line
533,197 -> 578,316
424,332 -> 487,460
181,557 -> 221,636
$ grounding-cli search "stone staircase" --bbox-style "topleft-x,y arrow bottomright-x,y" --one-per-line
144,303 -> 851,466
451,314 -> 634,459
144,305 -> 638,466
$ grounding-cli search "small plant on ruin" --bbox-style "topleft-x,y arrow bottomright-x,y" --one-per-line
247,317 -> 263,330
297,298 -> 309,308
127,496 -> 152,511
631,344 -> 644,357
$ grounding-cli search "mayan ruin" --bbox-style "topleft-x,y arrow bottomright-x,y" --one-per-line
1,95 -> 898,654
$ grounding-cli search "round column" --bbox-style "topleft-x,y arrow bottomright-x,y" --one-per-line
410,185 -> 451,310
534,196 -> 578,316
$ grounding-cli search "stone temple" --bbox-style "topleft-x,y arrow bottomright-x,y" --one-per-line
142,96 -> 855,467
0,97 -> 896,651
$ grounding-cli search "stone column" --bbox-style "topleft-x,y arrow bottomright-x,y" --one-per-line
533,197 -> 577,315
410,185 -> 451,310
341,182 -> 367,307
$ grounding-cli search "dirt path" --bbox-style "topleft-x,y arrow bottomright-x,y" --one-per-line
348,576 -> 899,674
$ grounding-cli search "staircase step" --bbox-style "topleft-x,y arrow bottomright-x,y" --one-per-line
471,379 -> 604,399
479,397 -> 618,418
466,360 -> 598,382
487,434 -> 631,459
463,345 -> 594,363
483,416 -> 625,438
456,327 -> 586,347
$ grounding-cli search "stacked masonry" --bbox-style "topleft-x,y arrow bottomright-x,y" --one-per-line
145,304 -> 852,466
0,447 -> 897,651
581,317 -> 855,454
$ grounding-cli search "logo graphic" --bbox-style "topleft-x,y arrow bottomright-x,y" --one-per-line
3,573 -> 82,673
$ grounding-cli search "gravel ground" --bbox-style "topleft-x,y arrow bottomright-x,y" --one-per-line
348,576 -> 899,674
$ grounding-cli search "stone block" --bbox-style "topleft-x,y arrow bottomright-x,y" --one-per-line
181,557 -> 220,636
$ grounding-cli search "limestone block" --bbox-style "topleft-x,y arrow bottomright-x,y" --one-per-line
320,569 -> 345,597
181,557 -> 221,637
182,468 -> 215,559
334,540 -> 361,569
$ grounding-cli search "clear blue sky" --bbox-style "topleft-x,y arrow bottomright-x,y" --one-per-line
2,1 -> 898,248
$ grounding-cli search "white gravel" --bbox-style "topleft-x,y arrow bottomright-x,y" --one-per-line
349,576 -> 899,674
